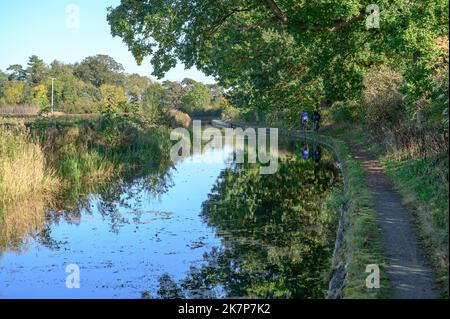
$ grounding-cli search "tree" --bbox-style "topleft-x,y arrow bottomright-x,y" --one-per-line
143,82 -> 165,109
0,70 -> 7,82
107,0 -> 448,116
32,84 -> 49,110
27,55 -> 48,84
180,82 -> 212,114
125,73 -> 152,103
99,83 -> 127,111
75,54 -> 124,87
3,82 -> 25,105
181,78 -> 197,91
6,64 -> 27,82
0,70 -> 8,102
161,80 -> 184,109
48,60 -> 99,113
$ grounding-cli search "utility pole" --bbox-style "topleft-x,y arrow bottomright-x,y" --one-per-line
51,77 -> 56,113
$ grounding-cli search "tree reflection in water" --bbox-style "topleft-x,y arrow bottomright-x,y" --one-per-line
1,135 -> 341,299
0,159 -> 175,252
154,153 -> 341,299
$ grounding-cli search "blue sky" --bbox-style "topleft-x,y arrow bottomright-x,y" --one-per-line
0,0 -> 215,83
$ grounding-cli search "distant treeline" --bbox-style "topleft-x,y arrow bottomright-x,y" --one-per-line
0,54 -> 228,117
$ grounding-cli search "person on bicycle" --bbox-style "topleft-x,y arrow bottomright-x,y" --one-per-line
312,110 -> 321,131
301,111 -> 309,130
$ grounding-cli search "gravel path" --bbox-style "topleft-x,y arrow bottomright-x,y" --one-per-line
349,145 -> 441,299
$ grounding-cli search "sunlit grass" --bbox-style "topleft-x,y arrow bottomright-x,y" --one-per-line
0,199 -> 47,251
0,124 -> 58,205
382,153 -> 449,296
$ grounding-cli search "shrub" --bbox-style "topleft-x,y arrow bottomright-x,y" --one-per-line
330,101 -> 360,124
382,121 -> 448,159
169,109 -> 191,128
363,67 -> 404,129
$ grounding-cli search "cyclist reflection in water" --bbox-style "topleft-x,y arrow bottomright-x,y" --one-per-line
313,145 -> 322,164
302,144 -> 309,160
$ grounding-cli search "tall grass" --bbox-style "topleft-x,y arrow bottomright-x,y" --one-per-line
382,122 -> 448,160
0,105 -> 39,115
0,124 -> 58,205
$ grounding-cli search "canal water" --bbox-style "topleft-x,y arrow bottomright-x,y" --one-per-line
0,135 -> 340,298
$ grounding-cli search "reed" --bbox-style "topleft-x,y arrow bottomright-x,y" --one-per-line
0,124 -> 58,205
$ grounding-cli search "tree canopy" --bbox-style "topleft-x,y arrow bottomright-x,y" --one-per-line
107,0 -> 448,117
0,54 -> 227,118
74,54 -> 125,87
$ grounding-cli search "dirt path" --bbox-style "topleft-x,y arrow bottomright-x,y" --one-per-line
349,144 -> 440,299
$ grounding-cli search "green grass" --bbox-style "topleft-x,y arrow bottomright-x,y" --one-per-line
322,122 -> 448,297
300,132 -> 389,298
1,115 -> 172,203
381,153 -> 449,296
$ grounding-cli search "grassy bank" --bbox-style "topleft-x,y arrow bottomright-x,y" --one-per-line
381,153 -> 448,295
321,122 -> 448,297
298,131 -> 389,298
0,114 -> 172,206
0,124 -> 58,205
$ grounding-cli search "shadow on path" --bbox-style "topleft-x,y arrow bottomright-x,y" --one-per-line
349,144 -> 440,299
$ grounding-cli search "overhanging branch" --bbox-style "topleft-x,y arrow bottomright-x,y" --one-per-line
263,0 -> 365,32
263,0 -> 306,30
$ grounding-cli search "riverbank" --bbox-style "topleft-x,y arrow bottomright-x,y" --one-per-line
0,115 -> 172,207
292,131 -> 389,298
321,123 -> 448,297
1,117 -> 344,298
222,115 -> 447,298
213,119 -> 389,298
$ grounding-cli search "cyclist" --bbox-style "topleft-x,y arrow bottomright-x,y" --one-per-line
301,111 -> 309,130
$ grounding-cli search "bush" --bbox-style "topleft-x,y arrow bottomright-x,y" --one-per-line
330,101 -> 360,124
363,67 -> 404,129
64,98 -> 98,114
169,109 -> 191,128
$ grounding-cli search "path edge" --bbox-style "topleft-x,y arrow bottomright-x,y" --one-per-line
291,131 -> 389,299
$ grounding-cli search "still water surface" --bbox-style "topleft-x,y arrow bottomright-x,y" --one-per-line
0,138 -> 340,298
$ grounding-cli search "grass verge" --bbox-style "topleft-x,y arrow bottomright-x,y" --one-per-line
298,131 -> 389,298
381,152 -> 448,296
323,123 -> 448,297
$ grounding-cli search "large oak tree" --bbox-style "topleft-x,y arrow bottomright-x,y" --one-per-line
107,0 -> 448,117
